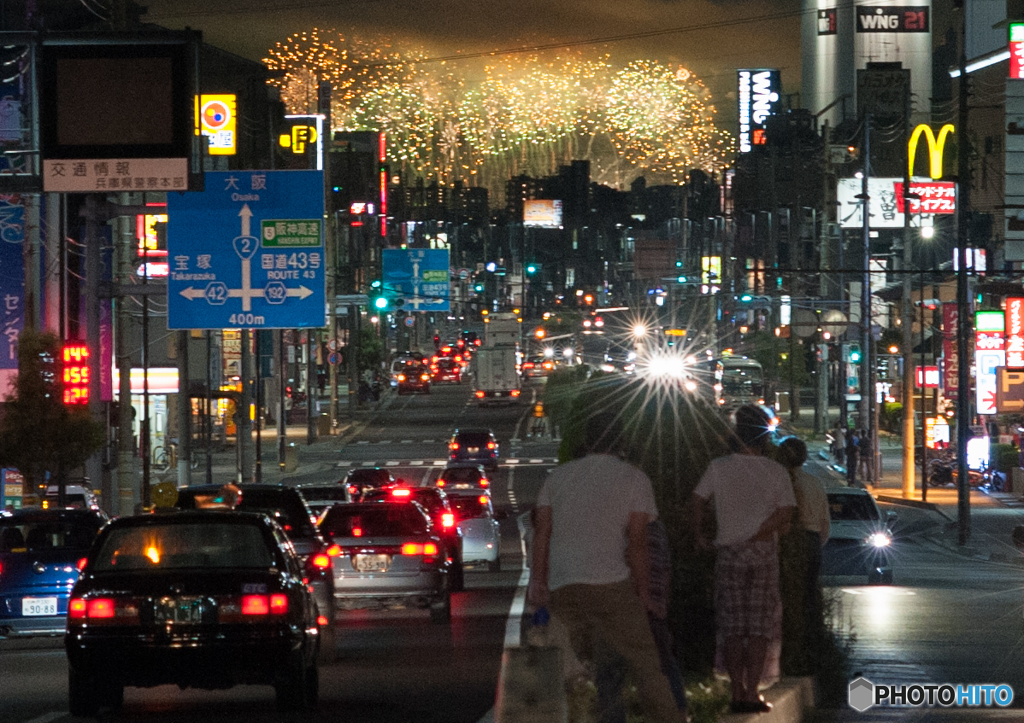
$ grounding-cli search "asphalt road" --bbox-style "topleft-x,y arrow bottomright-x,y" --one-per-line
0,378 -> 557,723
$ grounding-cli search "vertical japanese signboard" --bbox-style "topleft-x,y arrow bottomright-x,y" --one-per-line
975,310 -> 1004,415
1011,23 -> 1024,79
1005,298 -> 1024,367
0,198 -> 24,393
941,302 -> 958,399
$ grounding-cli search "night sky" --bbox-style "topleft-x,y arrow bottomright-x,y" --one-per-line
142,0 -> 804,126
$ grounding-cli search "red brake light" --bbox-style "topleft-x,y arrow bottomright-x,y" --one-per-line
475,339 -> 481,346
475,391 -> 485,398
317,615 -> 329,626
480,478 -> 489,487
487,442 -> 496,450
442,513 -> 455,528
76,557 -> 87,571
523,362 -> 534,368
450,442 -> 460,451
87,598 -> 115,619
69,598 -> 86,619
352,527 -> 363,537
401,543 -> 423,555
424,543 -> 438,555
436,479 -> 446,487
326,544 -> 342,556
311,554 -> 331,569
242,595 -> 270,615
511,389 -> 521,397
391,488 -> 411,498
347,485 -> 358,495
269,594 -> 289,615
479,495 -> 489,504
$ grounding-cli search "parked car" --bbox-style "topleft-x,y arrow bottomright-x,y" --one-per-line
65,510 -> 320,715
0,508 -> 107,638
318,501 -> 452,623
822,486 -> 896,584
446,492 -> 500,572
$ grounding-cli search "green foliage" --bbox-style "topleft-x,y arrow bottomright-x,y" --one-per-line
542,365 -> 591,437
0,330 -> 105,492
749,331 -> 810,387
686,678 -> 731,723
358,325 -> 385,375
880,402 -> 903,433
992,443 -> 1019,474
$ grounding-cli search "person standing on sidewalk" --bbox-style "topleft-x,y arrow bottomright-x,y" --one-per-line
529,412 -> 684,723
845,428 -> 860,485
833,426 -> 846,466
858,429 -> 873,484
693,405 -> 795,714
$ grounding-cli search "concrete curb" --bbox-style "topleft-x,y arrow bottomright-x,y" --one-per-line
874,494 -> 953,521
723,677 -> 815,723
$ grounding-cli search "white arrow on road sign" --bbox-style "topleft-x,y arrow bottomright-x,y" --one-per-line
179,287 -> 207,300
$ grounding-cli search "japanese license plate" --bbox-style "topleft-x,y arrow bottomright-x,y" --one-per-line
155,596 -> 204,624
22,597 -> 57,616
353,554 -> 389,573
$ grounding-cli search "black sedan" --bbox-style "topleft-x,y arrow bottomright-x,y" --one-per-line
65,511 -> 320,715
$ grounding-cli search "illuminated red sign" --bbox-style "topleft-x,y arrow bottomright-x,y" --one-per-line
975,331 -> 1005,351
62,344 -> 90,405
1007,298 -> 1024,368
1011,23 -> 1024,79
893,182 -> 956,214
915,366 -> 939,388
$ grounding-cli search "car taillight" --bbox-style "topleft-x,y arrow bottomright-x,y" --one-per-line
310,554 -> 331,570
391,488 -> 411,498
479,495 -> 489,504
269,594 -> 289,614
347,485 -> 359,496
450,442 -> 460,451
352,527 -> 363,537
397,374 -> 406,381
242,595 -> 270,615
436,479 -> 446,487
442,513 -> 455,528
326,544 -> 342,556
523,362 -> 534,368
317,615 -> 329,626
76,557 -> 88,571
480,478 -> 489,488
421,374 -> 430,381
87,598 -> 115,619
401,543 -> 438,555
69,598 -> 86,619
487,442 -> 496,450
511,389 -> 521,397
475,391 -> 485,398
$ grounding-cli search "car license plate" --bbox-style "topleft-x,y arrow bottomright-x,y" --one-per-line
22,597 -> 57,616
452,483 -> 472,489
494,392 -> 503,397
353,554 -> 389,573
467,447 -> 479,453
155,596 -> 204,624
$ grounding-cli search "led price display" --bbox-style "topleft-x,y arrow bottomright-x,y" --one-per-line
62,343 -> 90,405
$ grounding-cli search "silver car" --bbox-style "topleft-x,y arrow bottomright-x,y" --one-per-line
318,501 -> 452,623
447,493 -> 500,572
822,486 -> 896,584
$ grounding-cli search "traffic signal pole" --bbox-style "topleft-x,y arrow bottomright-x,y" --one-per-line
955,10 -> 971,545
859,115 -> 874,481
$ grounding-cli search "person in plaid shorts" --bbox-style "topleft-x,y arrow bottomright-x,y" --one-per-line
693,405 -> 795,714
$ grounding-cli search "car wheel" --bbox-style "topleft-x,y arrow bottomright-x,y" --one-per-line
68,667 -> 100,717
276,657 -> 317,712
488,555 -> 501,573
451,557 -> 465,592
430,592 -> 452,624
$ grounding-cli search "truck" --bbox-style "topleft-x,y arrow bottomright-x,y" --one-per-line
484,312 -> 521,347
473,346 -> 521,404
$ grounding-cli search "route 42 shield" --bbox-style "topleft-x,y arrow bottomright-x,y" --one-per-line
166,170 -> 326,330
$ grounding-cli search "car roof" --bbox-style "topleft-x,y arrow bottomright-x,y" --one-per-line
104,510 -> 273,529
0,508 -> 106,523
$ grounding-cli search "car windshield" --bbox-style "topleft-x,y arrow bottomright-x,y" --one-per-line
450,497 -> 489,520
456,433 -> 491,447
828,494 -> 881,521
0,518 -> 100,552
92,523 -> 275,571
321,504 -> 428,537
721,367 -> 764,395
441,467 -> 482,483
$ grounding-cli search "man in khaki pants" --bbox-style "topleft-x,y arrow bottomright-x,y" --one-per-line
528,413 -> 684,723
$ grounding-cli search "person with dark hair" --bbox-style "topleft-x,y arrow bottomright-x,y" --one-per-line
776,437 -> 830,639
845,428 -> 860,485
529,411 -> 684,723
692,405 -> 795,714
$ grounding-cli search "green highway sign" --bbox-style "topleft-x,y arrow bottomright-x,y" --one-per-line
261,219 -> 323,247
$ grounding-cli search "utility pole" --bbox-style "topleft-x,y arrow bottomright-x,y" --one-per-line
116,206 -> 136,515
858,115 -> 873,480
176,330 -> 191,487
955,10 -> 971,545
239,329 -> 254,483
901,99 -> 917,499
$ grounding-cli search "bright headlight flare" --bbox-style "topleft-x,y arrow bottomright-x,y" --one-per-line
867,532 -> 892,548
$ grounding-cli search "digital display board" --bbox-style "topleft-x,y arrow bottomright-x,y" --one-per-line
62,343 -> 90,405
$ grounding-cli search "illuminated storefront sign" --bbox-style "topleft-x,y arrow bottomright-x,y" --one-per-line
976,311 -> 1005,415
915,366 -> 939,387
908,124 -> 954,180
737,69 -> 780,153
1007,298 -> 1024,368
894,181 -> 956,214
856,6 -> 929,32
196,94 -> 236,156
278,115 -> 324,170
1011,23 -> 1024,79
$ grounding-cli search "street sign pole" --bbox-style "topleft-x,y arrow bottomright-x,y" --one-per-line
239,329 -> 253,483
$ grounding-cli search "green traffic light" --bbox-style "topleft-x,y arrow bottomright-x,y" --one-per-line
373,297 -> 389,310
370,280 -> 382,289
526,264 -> 537,274
850,350 -> 862,363
740,294 -> 753,302
677,276 -> 687,283
474,284 -> 484,292
674,260 -> 683,268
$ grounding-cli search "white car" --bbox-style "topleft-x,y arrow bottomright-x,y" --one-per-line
42,485 -> 99,510
822,486 -> 896,584
447,492 -> 500,572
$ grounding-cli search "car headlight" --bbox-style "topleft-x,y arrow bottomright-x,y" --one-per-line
866,532 -> 891,548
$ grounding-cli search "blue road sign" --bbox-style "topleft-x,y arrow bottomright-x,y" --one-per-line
167,171 -> 325,329
381,249 -> 450,312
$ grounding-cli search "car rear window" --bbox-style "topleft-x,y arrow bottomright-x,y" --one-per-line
0,519 -> 100,552
455,433 -> 491,446
441,467 -> 482,483
321,504 -> 429,538
300,487 -> 349,502
347,469 -> 390,485
93,523 -> 275,571
827,495 -> 880,521
450,497 -> 490,520
176,489 -> 316,539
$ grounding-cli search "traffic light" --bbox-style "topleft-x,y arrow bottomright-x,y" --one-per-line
474,283 -> 484,293
677,275 -> 687,283
526,263 -> 539,275
740,293 -> 753,303
848,343 -> 862,364
372,295 -> 389,311
674,259 -> 683,268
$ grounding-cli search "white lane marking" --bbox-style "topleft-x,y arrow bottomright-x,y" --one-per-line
24,713 -> 65,723
503,567 -> 531,649
432,460 -> 446,466
507,465 -> 519,514
420,467 -> 434,487
423,439 -> 435,443
379,440 -> 392,445
337,461 -> 351,467
529,459 -> 543,464
356,440 -> 369,445
385,461 -> 400,466
506,459 -> 520,465
401,440 -> 413,444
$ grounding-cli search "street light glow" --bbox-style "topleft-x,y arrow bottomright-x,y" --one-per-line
633,324 -> 647,337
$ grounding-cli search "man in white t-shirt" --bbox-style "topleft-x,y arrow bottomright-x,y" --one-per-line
529,412 -> 683,723
693,405 -> 795,715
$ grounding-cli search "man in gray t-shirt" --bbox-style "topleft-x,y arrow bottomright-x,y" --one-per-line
529,413 -> 684,723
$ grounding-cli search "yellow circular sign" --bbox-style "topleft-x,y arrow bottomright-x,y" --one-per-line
151,481 -> 179,508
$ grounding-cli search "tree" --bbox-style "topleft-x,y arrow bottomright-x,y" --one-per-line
0,331 -> 105,497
